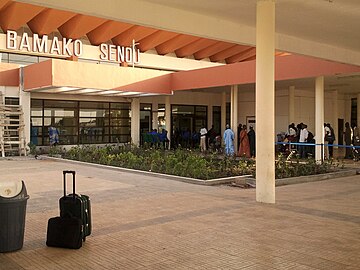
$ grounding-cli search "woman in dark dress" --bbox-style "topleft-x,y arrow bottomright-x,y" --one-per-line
344,122 -> 352,159
247,126 -> 256,157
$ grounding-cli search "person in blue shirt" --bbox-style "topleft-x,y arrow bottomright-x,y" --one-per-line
48,125 -> 59,146
223,124 -> 235,156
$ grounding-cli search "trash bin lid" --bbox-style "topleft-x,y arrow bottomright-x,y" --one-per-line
0,181 -> 24,198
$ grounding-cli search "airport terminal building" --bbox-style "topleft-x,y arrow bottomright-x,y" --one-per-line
0,0 -> 359,202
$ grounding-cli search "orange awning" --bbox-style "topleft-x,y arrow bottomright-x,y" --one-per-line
114,55 -> 360,93
0,63 -> 19,86
23,59 -> 172,96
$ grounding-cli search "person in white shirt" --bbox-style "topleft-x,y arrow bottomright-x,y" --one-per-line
199,126 -> 208,152
299,124 -> 309,158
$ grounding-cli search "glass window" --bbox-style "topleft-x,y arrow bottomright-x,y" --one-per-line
79,109 -> 108,118
195,106 -> 207,117
31,117 -> 42,126
31,99 -> 43,107
351,98 -> 357,127
9,54 -> 39,65
57,126 -> 78,136
226,103 -> 230,126
79,102 -> 109,109
110,126 -> 131,135
44,108 -> 76,117
5,97 -> 19,105
140,104 -> 152,111
44,100 -> 77,108
31,108 -> 43,117
109,118 -> 131,126
58,136 -> 78,145
110,110 -> 130,118
80,118 -> 104,125
172,105 -> 194,115
212,106 -> 221,134
111,103 -> 130,110
31,99 -> 132,145
0,52 -> 9,63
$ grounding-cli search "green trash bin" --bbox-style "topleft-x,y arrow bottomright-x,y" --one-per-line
0,181 -> 29,253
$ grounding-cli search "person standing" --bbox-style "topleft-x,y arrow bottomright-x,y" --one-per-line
299,124 -> 308,159
247,126 -> 256,158
199,126 -> 208,152
207,125 -> 217,150
48,125 -> 59,146
325,123 -> 335,158
239,125 -> 251,158
223,124 -> 235,156
344,122 -> 352,159
352,123 -> 359,144
237,123 -> 242,150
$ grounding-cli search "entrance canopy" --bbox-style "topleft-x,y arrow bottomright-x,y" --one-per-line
22,59 -> 171,97
0,62 -> 19,86
115,54 -> 360,93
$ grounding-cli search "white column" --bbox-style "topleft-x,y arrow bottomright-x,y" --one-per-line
357,93 -> 360,129
288,86 -> 295,124
131,98 -> 140,146
152,101 -> 158,130
332,90 -> 338,147
231,85 -> 239,151
315,76 -> 325,162
255,0 -> 275,204
221,92 -> 226,138
19,90 -> 31,147
165,96 -> 171,149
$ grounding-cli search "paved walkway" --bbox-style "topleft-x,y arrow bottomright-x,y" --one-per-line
0,158 -> 359,270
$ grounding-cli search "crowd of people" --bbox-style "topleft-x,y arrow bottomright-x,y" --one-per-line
142,121 -> 359,160
143,129 -> 169,148
223,124 -> 256,157
280,122 -> 318,158
280,121 -> 360,160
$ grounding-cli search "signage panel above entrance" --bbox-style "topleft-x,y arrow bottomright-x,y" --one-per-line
4,30 -> 140,66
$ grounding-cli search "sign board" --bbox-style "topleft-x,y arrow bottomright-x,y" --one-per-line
5,30 -> 140,66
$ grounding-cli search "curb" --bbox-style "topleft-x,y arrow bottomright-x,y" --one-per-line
246,169 -> 358,187
41,156 -> 251,186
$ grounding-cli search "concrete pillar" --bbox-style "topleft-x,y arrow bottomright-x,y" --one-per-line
357,93 -> 360,129
208,104 -> 213,130
131,98 -> 140,146
332,90 -> 338,146
255,0 -> 275,204
165,96 -> 171,148
230,85 -> 239,151
19,90 -> 31,147
288,86 -> 295,124
315,76 -> 325,162
221,91 -> 226,138
152,101 -> 158,130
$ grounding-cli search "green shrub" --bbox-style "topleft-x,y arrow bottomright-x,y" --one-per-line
57,145 -> 342,180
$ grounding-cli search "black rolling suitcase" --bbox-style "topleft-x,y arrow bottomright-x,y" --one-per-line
46,216 -> 82,249
59,170 -> 92,241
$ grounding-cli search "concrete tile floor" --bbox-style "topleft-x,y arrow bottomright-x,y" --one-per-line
0,158 -> 359,270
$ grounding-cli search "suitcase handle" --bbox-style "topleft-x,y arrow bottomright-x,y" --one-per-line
63,170 -> 76,198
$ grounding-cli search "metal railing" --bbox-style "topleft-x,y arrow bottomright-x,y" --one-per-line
275,141 -> 360,163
